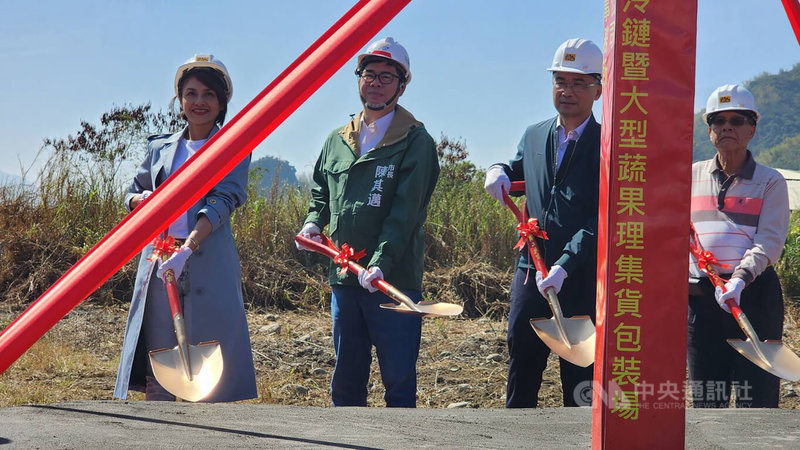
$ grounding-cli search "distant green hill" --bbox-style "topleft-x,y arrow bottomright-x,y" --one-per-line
693,63 -> 800,169
250,155 -> 298,191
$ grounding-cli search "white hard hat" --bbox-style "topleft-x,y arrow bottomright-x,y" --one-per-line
546,38 -> 603,76
174,54 -> 233,102
357,37 -> 411,84
702,83 -> 760,124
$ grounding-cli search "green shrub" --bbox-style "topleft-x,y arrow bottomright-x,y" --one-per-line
777,210 -> 800,303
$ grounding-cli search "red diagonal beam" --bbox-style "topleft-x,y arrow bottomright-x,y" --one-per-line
782,0 -> 800,46
0,0 -> 411,375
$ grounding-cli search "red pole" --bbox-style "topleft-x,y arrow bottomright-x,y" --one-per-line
0,0 -> 411,375
782,0 -> 800,46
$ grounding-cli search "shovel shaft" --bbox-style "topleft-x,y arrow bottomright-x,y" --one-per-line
727,299 -> 772,366
709,271 -> 766,359
171,312 -> 193,381
164,269 -> 184,317
501,189 -> 524,223
509,180 -> 525,193
527,239 -> 549,276
374,278 -> 423,313
726,298 -> 743,321
545,288 -> 572,349
163,268 -> 193,381
701,258 -> 771,366
502,180 -> 573,349
500,188 -> 548,275
294,234 -> 423,314
343,257 -> 422,314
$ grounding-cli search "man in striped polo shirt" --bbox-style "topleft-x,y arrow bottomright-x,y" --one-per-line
688,84 -> 790,408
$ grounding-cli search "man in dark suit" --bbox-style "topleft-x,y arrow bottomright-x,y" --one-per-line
484,38 -> 603,407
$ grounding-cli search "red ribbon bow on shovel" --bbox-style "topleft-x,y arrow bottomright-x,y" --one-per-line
514,217 -> 549,283
332,242 -> 367,276
147,235 -> 180,262
294,232 -> 463,317
688,224 -> 730,288
502,183 -> 549,284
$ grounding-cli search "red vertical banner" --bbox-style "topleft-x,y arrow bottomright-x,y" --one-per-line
593,0 -> 697,448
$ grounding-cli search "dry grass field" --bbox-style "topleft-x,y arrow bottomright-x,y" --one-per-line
3,301 -> 800,409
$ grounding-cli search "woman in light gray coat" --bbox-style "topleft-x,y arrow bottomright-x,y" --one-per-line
113,54 -> 257,402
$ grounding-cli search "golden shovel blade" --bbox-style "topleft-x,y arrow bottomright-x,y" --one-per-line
380,301 -> 464,317
727,338 -> 800,382
530,316 -> 596,367
148,340 -> 224,402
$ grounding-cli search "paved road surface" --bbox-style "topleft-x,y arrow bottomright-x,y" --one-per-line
1,401 -> 799,448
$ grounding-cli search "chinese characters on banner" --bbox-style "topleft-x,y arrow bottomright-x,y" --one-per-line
593,0 -> 697,448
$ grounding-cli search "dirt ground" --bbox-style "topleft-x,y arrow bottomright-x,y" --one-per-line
2,302 -> 800,409
0,303 -> 555,408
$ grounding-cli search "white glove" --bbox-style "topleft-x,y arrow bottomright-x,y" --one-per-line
157,246 -> 192,281
129,190 -> 152,210
358,266 -> 383,293
535,265 -> 568,297
484,165 -> 510,203
295,222 -> 322,251
715,277 -> 745,314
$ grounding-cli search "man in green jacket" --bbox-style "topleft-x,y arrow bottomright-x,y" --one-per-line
297,37 -> 440,407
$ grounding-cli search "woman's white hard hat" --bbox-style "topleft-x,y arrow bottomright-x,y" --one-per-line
174,54 -> 233,102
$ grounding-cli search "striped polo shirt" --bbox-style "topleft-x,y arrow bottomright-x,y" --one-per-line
689,151 -> 790,284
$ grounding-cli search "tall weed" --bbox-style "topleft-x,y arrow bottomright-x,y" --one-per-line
3,124 -> 798,316
777,210 -> 800,302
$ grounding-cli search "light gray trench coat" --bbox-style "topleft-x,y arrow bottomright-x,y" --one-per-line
113,126 -> 257,402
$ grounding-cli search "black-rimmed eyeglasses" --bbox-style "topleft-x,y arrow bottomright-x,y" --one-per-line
358,71 -> 401,84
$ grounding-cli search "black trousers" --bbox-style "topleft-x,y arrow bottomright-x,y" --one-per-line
687,267 -> 783,408
506,267 -> 595,407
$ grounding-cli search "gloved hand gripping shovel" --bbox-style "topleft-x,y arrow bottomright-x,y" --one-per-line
295,233 -> 463,317
690,224 -> 800,381
502,181 -> 595,367
147,236 -> 224,401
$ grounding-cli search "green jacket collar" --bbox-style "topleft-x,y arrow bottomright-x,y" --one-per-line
338,105 -> 423,156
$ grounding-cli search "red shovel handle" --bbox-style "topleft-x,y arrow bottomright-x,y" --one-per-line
295,234 -> 340,260
527,238 -> 549,277
725,298 -> 743,320
163,269 -> 183,318
707,270 -> 744,320
500,182 -> 548,276
295,233 -> 427,314
294,234 -> 382,294
501,189 -> 524,223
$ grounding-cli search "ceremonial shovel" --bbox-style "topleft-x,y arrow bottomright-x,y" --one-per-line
147,238 -> 224,401
295,234 -> 463,317
690,224 -> 800,381
502,182 -> 595,367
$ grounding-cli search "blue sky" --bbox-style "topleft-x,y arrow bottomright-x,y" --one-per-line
1,0 -> 798,178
